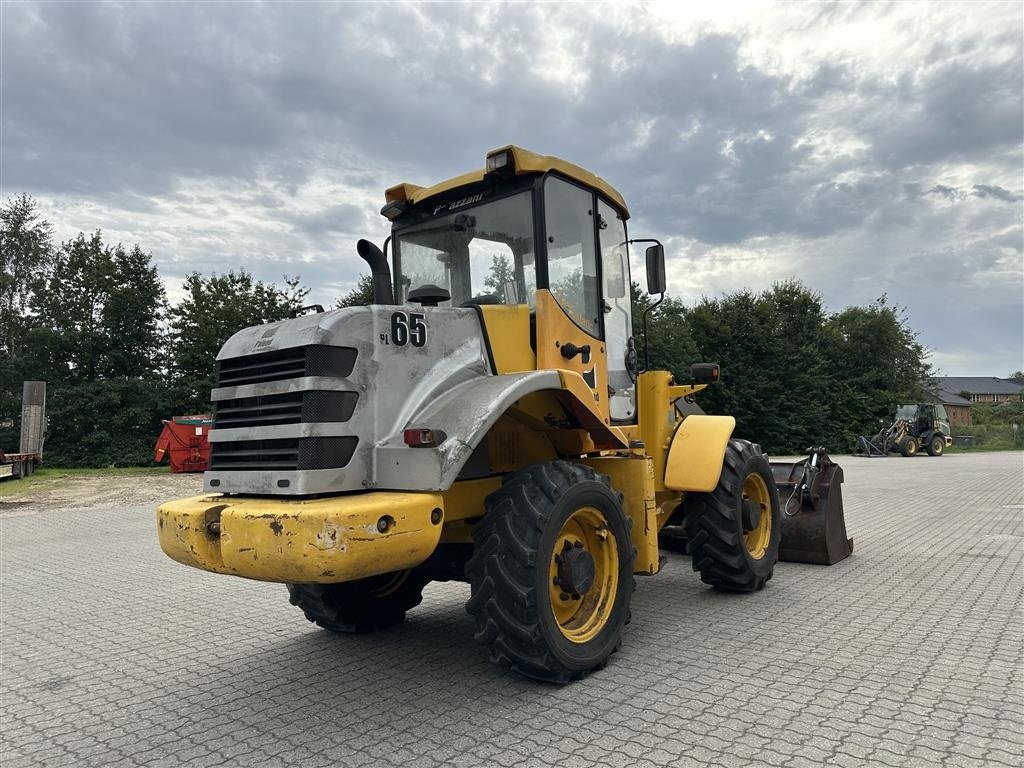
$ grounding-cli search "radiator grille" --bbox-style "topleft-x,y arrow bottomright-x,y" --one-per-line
216,345 -> 357,388
214,391 -> 358,429
210,437 -> 359,471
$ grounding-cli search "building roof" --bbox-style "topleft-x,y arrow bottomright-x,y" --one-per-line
932,376 -> 1024,396
934,390 -> 973,406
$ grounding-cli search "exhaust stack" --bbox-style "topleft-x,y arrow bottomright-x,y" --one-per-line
356,239 -> 395,305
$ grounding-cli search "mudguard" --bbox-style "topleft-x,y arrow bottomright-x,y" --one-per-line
375,370 -> 563,490
663,415 -> 737,492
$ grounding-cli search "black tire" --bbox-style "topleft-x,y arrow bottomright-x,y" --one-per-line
286,569 -> 428,633
681,439 -> 781,592
466,461 -> 635,683
658,523 -> 689,554
900,437 -> 918,457
927,435 -> 945,456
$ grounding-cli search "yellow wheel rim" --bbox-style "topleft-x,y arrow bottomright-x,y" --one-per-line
548,506 -> 619,644
742,473 -> 772,560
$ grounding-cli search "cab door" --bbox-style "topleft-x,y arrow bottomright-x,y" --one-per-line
535,176 -> 609,422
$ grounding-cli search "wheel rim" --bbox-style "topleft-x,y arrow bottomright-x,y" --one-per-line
548,505 -> 619,644
742,472 -> 772,560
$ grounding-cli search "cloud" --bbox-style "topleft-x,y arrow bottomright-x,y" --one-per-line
284,204 -> 369,237
2,0 -> 1021,375
926,184 -> 968,202
973,184 -> 1023,203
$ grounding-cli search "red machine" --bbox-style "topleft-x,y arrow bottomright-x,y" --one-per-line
154,415 -> 214,473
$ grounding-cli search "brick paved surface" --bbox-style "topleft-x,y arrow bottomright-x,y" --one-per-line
1,452 -> 1021,767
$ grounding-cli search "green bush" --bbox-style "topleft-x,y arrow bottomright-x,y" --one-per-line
969,401 -> 1024,426
949,423 -> 1024,452
40,380 -> 187,467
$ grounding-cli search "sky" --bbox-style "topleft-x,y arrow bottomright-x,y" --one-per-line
2,0 -> 1022,376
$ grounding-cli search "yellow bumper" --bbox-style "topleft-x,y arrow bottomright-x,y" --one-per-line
157,492 -> 444,584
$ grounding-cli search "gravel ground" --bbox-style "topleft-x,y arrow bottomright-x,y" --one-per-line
0,471 -> 202,515
1,452 -> 1022,767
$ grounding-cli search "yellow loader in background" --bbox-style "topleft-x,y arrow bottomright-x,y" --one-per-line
158,146 -> 846,682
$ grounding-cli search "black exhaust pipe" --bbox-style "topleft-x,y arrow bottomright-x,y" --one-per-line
356,239 -> 395,305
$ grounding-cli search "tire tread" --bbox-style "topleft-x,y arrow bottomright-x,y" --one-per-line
465,461 -> 634,683
286,572 -> 427,634
681,439 -> 780,593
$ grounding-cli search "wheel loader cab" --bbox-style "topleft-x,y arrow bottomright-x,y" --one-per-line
389,149 -> 640,422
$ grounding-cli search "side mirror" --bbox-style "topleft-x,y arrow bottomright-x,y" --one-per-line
690,363 -> 720,385
645,244 -> 666,295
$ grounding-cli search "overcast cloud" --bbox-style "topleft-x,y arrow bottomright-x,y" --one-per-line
2,1 -> 1021,375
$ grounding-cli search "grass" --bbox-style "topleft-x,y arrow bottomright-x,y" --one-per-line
947,424 -> 1024,453
0,465 -> 170,496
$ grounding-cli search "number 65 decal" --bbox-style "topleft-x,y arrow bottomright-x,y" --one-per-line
389,311 -> 427,347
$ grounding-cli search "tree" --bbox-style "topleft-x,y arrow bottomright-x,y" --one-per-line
687,289 -> 775,447
41,378 -> 179,467
483,254 -> 515,295
14,231 -> 171,466
680,281 -> 834,452
1008,371 -> 1024,385
821,295 -> 931,449
27,232 -> 167,382
0,195 -> 57,450
0,195 -> 54,355
168,270 -> 309,407
336,274 -> 374,308
630,282 -> 697,381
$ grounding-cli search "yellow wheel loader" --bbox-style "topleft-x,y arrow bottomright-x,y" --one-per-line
158,146 -> 790,682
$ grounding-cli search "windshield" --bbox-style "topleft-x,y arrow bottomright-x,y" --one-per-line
394,190 -> 537,307
895,405 -> 918,421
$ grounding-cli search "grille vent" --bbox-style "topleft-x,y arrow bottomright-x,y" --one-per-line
214,391 -> 358,429
216,345 -> 356,388
210,437 -> 358,471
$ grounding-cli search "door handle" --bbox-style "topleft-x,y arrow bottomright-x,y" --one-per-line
560,343 -> 591,364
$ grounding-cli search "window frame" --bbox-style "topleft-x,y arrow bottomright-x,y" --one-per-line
390,170 -> 632,344
391,175 -> 540,305
536,171 -> 631,342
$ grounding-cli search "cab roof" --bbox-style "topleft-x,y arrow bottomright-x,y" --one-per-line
384,145 -> 629,219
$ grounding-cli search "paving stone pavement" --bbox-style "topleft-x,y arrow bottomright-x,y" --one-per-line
1,452 -> 1021,767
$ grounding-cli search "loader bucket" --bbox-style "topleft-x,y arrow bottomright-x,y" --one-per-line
770,450 -> 853,565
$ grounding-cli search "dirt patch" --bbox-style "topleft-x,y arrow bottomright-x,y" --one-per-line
0,471 -> 204,515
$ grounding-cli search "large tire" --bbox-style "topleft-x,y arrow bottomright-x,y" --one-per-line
682,439 -> 781,592
657,524 -> 689,554
466,461 -> 635,683
286,570 -> 428,634
900,437 -> 918,457
927,435 -> 945,456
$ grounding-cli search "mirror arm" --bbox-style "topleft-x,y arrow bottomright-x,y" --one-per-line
641,292 -> 664,374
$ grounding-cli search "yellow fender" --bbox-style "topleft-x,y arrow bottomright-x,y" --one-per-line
663,415 -> 737,492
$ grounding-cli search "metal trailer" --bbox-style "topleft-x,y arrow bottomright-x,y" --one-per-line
0,450 -> 40,480
1,382 -> 46,482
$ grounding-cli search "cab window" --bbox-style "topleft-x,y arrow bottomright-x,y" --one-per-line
395,190 -> 537,307
543,176 -> 600,336
598,199 -> 635,420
